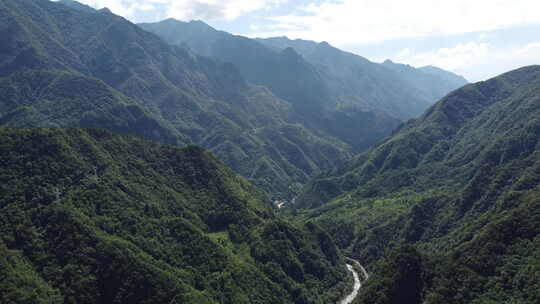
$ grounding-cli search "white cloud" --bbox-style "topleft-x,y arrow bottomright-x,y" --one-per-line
73,0 -> 286,22
253,0 -> 540,45
391,41 -> 540,81
394,42 -> 491,73
75,0 -> 131,16
137,3 -> 156,11
515,42 -> 540,56
219,0 -> 286,20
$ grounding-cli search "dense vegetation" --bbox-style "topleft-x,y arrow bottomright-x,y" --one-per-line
295,66 -> 540,303
0,128 -> 350,304
357,196 -> 540,304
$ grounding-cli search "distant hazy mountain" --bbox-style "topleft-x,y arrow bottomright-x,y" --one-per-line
140,19 -> 333,116
259,37 -> 468,117
297,66 -> 540,303
419,65 -> 468,87
382,59 -> 468,105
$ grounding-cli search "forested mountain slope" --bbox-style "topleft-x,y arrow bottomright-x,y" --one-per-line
0,128 -> 349,304
295,66 -> 540,303
0,0 -> 353,199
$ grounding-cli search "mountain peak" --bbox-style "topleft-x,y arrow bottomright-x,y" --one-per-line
58,0 -> 96,13
161,17 -> 179,23
320,41 -> 332,47
189,19 -> 208,25
99,7 -> 112,14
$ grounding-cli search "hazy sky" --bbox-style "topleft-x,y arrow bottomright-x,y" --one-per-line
70,0 -> 540,82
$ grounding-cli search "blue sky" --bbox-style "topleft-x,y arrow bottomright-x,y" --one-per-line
69,0 -> 540,82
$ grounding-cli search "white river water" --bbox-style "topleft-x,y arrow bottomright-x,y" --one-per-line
338,259 -> 368,304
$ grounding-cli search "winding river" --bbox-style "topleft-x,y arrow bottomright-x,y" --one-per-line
338,258 -> 368,304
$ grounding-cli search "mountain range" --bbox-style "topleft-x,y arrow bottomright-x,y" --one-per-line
0,0 -> 465,200
2,0 -> 537,303
140,19 -> 467,152
141,19 -> 467,121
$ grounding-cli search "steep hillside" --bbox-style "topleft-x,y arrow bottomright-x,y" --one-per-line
295,66 -> 540,303
0,127 -> 349,304
0,0 -> 352,199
